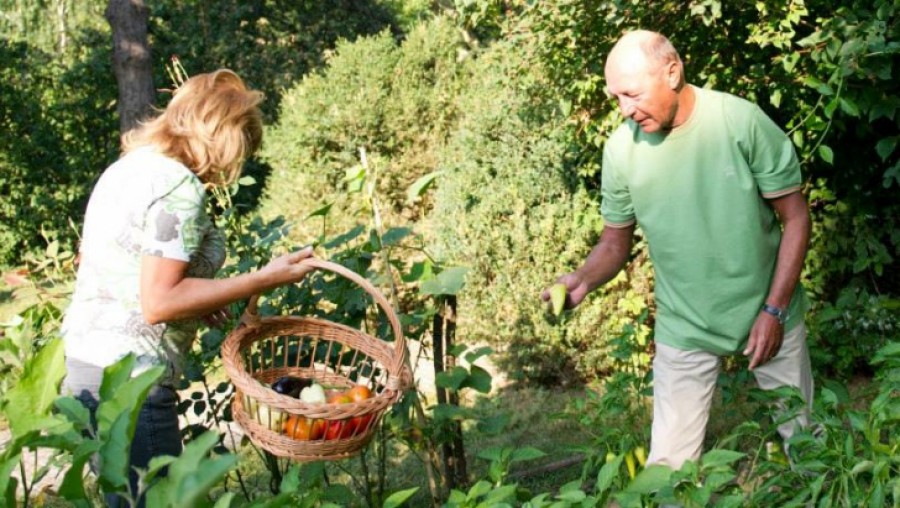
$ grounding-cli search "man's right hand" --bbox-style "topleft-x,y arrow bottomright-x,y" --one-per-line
541,272 -> 591,310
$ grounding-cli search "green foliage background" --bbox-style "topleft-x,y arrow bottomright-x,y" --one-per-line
1,0 -> 898,382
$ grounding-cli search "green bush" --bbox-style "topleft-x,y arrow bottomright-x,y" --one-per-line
0,35 -> 119,268
431,37 -> 652,384
259,17 -> 468,243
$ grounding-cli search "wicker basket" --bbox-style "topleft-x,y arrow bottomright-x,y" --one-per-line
222,259 -> 410,461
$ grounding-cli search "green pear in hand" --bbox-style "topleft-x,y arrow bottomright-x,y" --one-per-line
549,283 -> 567,316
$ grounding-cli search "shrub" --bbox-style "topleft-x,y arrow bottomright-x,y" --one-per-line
430,38 -> 652,384
259,17 -> 468,243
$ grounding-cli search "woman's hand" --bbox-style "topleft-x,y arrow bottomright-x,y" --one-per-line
257,246 -> 316,287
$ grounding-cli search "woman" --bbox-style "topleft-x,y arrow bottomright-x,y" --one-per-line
61,69 -> 310,506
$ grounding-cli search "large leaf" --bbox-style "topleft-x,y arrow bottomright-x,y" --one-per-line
625,465 -> 672,494
143,431 -> 237,508
596,455 -> 624,495
94,358 -> 164,492
3,338 -> 66,439
98,410 -> 134,491
461,364 -> 492,394
59,440 -> 101,505
435,366 -> 468,391
0,448 -> 22,508
700,449 -> 745,469
383,487 -> 419,508
419,266 -> 469,296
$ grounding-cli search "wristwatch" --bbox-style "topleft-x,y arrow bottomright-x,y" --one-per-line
761,303 -> 787,325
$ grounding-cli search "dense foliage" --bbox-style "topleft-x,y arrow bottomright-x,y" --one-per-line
0,0 -> 400,267
1,1 -> 899,504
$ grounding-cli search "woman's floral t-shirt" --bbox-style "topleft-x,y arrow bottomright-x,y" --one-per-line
62,146 -> 225,385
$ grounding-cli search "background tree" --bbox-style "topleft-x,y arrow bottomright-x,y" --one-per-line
105,0 -> 155,134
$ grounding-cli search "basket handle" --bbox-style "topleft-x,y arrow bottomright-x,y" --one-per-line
241,258 -> 407,387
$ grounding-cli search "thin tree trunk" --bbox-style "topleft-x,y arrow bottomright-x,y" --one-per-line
105,0 -> 155,135
433,295 -> 467,490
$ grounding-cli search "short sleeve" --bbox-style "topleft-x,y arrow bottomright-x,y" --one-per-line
747,106 -> 802,198
600,137 -> 636,228
142,175 -> 206,261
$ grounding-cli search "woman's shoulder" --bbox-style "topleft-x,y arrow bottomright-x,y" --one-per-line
110,147 -> 202,190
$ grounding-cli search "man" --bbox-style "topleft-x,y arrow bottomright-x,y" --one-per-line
543,30 -> 813,469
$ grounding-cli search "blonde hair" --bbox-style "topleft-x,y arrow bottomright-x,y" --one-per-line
122,69 -> 264,187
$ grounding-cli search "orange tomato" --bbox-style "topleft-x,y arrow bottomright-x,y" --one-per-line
346,385 -> 372,402
283,415 -> 325,441
327,392 -> 353,405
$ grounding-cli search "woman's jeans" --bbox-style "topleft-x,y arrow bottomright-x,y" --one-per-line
63,357 -> 182,508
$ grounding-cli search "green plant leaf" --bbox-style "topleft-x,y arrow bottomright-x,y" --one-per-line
461,365 -> 493,394
475,413 -> 509,435
98,411 -> 133,490
382,227 -> 413,247
801,76 -> 833,95
875,136 -> 898,161
625,465 -> 672,494
144,431 -> 237,507
464,346 -> 494,364
213,493 -> 235,508
839,97 -> 860,117
476,447 -> 506,462
467,480 -> 492,500
818,145 -> 834,164
483,484 -> 517,503
700,449 -> 745,469
0,449 -> 22,508
406,171 -> 442,202
3,338 -> 65,439
419,266 -> 470,296
435,366 -> 468,390
510,446 -> 546,463
596,455 -> 624,495
383,487 -> 419,508
54,396 -> 92,430
59,440 -> 101,504
306,202 -> 334,219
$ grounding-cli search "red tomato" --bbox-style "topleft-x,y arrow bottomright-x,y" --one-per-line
283,416 -> 325,441
324,418 -> 357,440
350,413 -> 374,433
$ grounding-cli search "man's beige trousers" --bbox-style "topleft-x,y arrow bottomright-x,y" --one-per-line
647,324 -> 813,469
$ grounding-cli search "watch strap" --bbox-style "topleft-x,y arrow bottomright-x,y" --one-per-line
761,303 -> 787,325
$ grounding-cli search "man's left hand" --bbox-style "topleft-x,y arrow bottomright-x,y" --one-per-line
744,312 -> 784,369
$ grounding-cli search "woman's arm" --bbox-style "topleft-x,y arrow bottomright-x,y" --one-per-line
140,247 -> 314,324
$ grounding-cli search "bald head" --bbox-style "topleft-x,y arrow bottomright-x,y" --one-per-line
603,31 -> 692,133
605,30 -> 683,87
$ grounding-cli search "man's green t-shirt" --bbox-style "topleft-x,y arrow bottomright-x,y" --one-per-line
600,86 -> 808,355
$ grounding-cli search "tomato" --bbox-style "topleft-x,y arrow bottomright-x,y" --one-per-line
350,413 -> 374,433
283,415 -> 325,441
346,385 -> 372,402
327,392 -> 353,405
324,418 -> 357,440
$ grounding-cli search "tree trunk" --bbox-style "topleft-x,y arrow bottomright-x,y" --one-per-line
433,295 -> 468,490
105,0 -> 155,135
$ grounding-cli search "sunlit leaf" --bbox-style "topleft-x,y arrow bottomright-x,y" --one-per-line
420,266 -> 469,295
